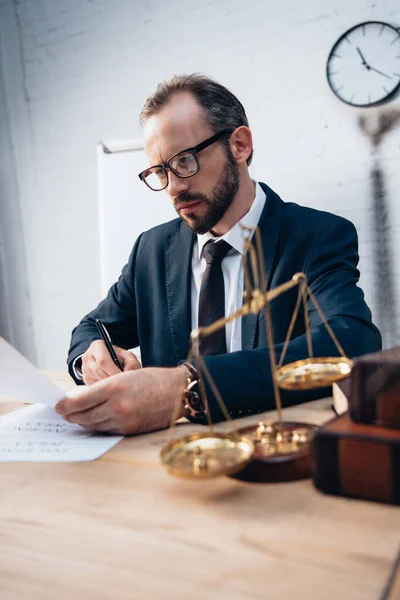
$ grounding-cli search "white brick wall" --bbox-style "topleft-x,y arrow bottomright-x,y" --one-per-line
0,0 -> 399,367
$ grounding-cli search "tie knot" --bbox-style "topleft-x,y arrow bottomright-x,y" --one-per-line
202,240 -> 231,265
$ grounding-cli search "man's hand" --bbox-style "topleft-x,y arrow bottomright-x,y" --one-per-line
81,340 -> 141,385
55,367 -> 187,435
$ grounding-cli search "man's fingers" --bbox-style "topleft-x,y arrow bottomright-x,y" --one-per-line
83,419 -> 118,433
121,351 -> 141,371
91,351 -> 121,377
82,340 -> 122,382
55,380 -> 109,416
66,402 -> 111,426
82,359 -> 110,384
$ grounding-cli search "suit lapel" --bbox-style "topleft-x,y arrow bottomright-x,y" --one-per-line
241,184 -> 284,350
165,222 -> 195,363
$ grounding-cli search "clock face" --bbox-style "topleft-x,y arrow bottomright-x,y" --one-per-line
326,21 -> 400,107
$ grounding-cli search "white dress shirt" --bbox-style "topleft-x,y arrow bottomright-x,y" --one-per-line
191,181 -> 266,352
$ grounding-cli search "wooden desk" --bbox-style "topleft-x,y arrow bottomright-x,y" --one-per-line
0,371 -> 399,600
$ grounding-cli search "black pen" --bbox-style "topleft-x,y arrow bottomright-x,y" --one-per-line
95,319 -> 123,371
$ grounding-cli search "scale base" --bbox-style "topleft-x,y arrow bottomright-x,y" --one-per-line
232,421 -> 317,483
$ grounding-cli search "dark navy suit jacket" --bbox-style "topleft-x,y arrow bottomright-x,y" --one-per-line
68,183 -> 381,421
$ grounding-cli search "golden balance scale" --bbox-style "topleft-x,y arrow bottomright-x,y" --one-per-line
161,227 -> 352,482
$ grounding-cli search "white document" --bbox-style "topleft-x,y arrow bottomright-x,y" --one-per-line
0,337 -> 123,461
0,337 -> 65,406
0,404 -> 123,462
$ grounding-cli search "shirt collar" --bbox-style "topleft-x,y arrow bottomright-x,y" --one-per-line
196,181 -> 267,259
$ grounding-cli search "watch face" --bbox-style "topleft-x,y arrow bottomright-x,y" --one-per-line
326,21 -> 400,107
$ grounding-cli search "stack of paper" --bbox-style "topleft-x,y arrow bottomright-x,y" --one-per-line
0,337 -> 123,461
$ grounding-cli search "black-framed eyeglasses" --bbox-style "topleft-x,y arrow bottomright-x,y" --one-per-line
138,129 -> 233,192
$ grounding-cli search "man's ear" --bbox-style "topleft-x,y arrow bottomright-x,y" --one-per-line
229,126 -> 253,166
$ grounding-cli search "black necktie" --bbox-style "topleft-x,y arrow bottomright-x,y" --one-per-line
198,240 -> 231,356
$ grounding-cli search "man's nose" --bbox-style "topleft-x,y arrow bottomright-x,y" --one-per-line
166,171 -> 190,196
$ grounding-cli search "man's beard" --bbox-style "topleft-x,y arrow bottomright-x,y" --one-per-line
174,149 -> 240,235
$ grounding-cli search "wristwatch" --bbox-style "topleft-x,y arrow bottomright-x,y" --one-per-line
180,362 -> 206,419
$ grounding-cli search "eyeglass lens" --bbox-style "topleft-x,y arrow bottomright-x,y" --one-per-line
144,151 -> 198,190
143,167 -> 168,191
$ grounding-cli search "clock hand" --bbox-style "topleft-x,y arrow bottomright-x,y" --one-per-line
356,47 -> 391,78
356,46 -> 369,68
368,66 -> 392,79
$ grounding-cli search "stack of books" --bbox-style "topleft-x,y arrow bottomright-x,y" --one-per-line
311,348 -> 400,505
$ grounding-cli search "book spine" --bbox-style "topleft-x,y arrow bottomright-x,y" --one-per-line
350,363 -> 400,428
312,432 -> 400,505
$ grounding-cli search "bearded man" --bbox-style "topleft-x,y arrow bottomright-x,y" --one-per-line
57,74 -> 381,434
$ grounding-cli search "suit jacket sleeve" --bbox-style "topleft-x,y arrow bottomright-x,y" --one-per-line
198,216 -> 382,423
67,235 -> 142,382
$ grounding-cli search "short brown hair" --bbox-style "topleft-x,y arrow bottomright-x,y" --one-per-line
140,73 -> 253,165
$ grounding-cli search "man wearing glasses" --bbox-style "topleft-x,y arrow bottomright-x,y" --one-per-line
57,74 -> 381,435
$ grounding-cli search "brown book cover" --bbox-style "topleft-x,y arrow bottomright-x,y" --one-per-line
311,413 -> 400,505
350,347 -> 400,428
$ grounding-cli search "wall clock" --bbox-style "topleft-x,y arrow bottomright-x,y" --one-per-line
326,21 -> 400,107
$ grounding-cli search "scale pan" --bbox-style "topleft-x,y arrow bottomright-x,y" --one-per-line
276,357 -> 353,390
161,432 -> 254,479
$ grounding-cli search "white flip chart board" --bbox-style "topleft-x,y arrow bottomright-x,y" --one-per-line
97,140 -> 177,297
